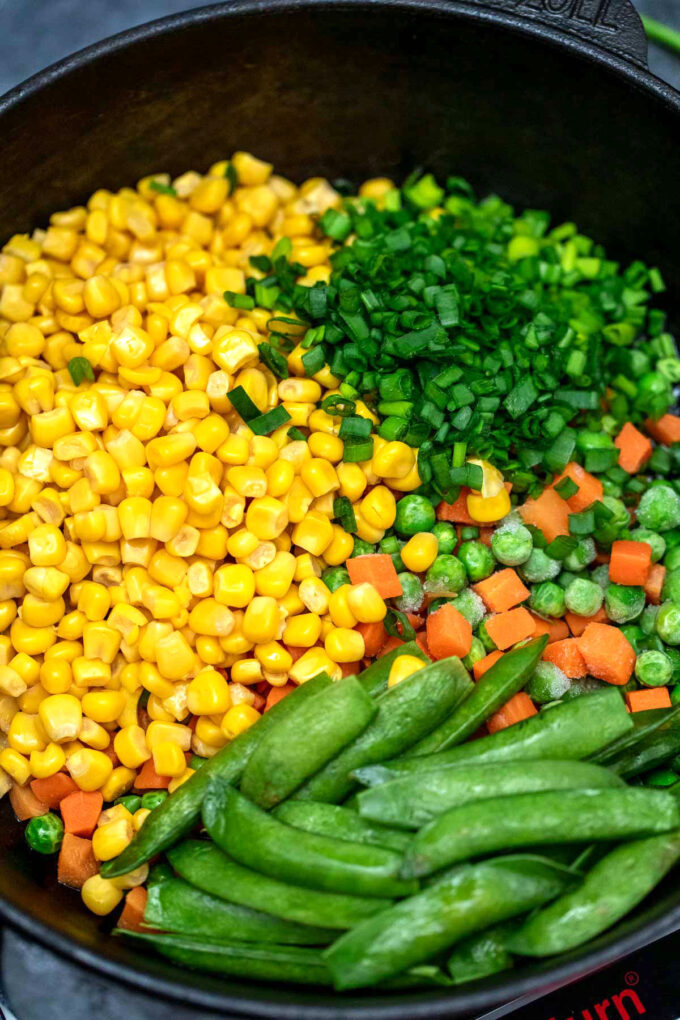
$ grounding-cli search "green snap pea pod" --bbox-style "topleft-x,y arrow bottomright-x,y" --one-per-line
590,705 -> 680,764
402,788 -> 680,879
323,856 -> 572,990
447,925 -> 515,984
357,640 -> 430,697
240,676 -> 376,807
144,877 -> 335,945
407,637 -> 548,756
508,830 -> 680,957
358,687 -> 633,782
203,783 -> 416,898
101,671 -> 333,878
168,841 -> 390,930
356,760 -> 624,830
607,724 -> 680,779
273,801 -> 411,853
116,930 -> 331,986
292,658 -> 473,804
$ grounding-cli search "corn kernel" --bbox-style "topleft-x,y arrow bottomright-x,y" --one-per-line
67,747 -> 113,791
81,874 -> 124,916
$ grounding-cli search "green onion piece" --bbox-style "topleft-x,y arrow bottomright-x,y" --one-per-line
339,416 -> 372,440
249,255 -> 272,274
404,174 -> 444,210
301,346 -> 326,376
287,427 -> 307,442
384,608 -> 417,641
67,357 -> 95,386
224,291 -> 255,311
248,406 -> 292,436
227,386 -> 260,422
149,180 -> 177,196
257,343 -> 289,379
525,524 -> 548,550
321,394 -> 357,417
554,477 -> 579,500
342,438 -> 374,463
465,464 -> 484,491
378,417 -> 409,441
224,162 -> 238,195
569,509 -> 595,535
545,535 -> 579,560
333,496 -> 357,534
320,209 -> 352,241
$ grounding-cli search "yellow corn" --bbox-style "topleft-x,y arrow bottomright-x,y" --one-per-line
387,654 -> 426,688
67,748 -> 113,791
346,582 -> 387,623
242,596 -> 281,643
325,627 -> 365,663
221,703 -> 261,739
187,668 -> 231,715
401,532 -> 439,572
81,875 -> 124,916
0,747 -> 31,784
289,647 -> 341,684
29,742 -> 67,779
466,487 -> 511,523
152,740 -> 187,777
38,694 -> 82,742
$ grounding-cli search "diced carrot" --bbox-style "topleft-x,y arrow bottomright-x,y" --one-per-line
645,413 -> 680,446
133,760 -> 171,791
645,563 -> 666,606
478,527 -> 494,548
405,612 -> 424,630
473,650 -> 504,680
614,422 -> 653,474
542,638 -> 587,678
529,614 -> 570,643
57,833 -> 98,890
60,790 -> 104,837
551,462 -> 603,514
252,693 -> 266,712
485,607 -> 536,651
355,621 -> 388,658
285,645 -> 307,663
487,692 -> 537,734
436,489 -> 476,525
474,568 -> 530,613
415,631 -> 431,658
609,539 -> 652,587
30,773 -> 78,809
10,783 -> 49,821
102,744 -> 120,767
426,603 -> 473,659
577,622 -> 636,686
594,551 -> 610,565
626,688 -> 672,712
519,488 -> 571,543
565,606 -> 608,636
346,555 -> 403,599
118,886 -> 149,933
377,635 -> 405,658
264,683 -> 295,711
340,662 -> 361,678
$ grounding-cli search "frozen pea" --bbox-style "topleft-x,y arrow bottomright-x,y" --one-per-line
591,563 -> 610,590
477,619 -> 497,652
558,571 -> 580,590
629,527 -> 666,564
635,649 -> 674,687
637,484 -> 680,532
664,547 -> 680,572
605,583 -> 645,624
564,578 -> 604,617
671,682 -> 680,705
425,554 -> 467,596
529,582 -> 566,618
563,537 -> 596,573
562,676 -> 608,700
460,526 -> 480,541
394,495 -> 436,536
458,541 -> 495,583
25,813 -> 63,855
519,548 -> 561,584
463,636 -> 487,670
379,535 -> 405,573
491,524 -> 533,566
640,604 -> 660,636
662,570 -> 680,605
350,538 -> 376,557
431,522 -> 457,556
453,589 -> 486,629
656,602 -> 680,646
394,572 -> 425,613
528,661 -> 571,704
666,647 -> 680,681
620,625 -> 644,653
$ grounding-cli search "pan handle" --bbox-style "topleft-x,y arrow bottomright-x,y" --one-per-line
465,0 -> 648,68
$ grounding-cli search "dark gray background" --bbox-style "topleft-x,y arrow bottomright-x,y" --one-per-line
0,0 -> 677,96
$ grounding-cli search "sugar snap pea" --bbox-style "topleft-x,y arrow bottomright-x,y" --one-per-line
273,801 -> 411,853
168,840 -> 390,930
292,658 -> 473,804
203,783 -> 416,898
241,676 -> 376,807
447,925 -> 515,984
407,637 -> 547,756
508,830 -> 680,956
356,760 -> 624,830
357,640 -> 430,697
323,856 -> 572,989
402,788 -> 680,878
591,705 -> 680,765
358,687 -> 633,783
101,671 -> 333,878
116,930 -> 332,985
144,877 -> 335,944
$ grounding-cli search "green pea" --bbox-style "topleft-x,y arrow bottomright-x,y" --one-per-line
115,795 -> 142,814
350,538 -> 376,557
428,597 -> 454,613
322,566 -> 350,592
562,676 -> 608,700
463,636 -> 487,670
519,548 -> 561,584
662,570 -> 680,605
664,547 -> 680,572
640,634 -> 665,653
671,682 -> 680,705
476,619 -> 497,652
394,572 -> 424,613
564,578 -> 603,617
558,570 -> 580,590
25,813 -> 64,855
656,602 -> 680,646
431,522 -> 457,555
664,528 -> 680,550
424,555 -> 467,596
605,583 -> 645,624
629,528 -> 666,564
459,526 -> 480,541
563,538 -> 596,573
635,649 -> 673,687
637,484 -> 680,532
666,647 -> 680,681
591,563 -> 610,590
452,589 -> 486,628
527,662 -> 571,705
457,541 -> 495,583
491,524 -> 533,566
530,582 -> 565,618
394,495 -> 436,537
601,477 -> 622,499
620,624 -> 644,654
640,604 -> 660,636
379,535 -> 405,573
141,791 -> 169,811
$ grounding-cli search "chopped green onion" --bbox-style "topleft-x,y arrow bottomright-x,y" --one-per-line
257,343 -> 289,379
248,406 -> 291,436
224,291 -> 255,311
554,477 -> 579,501
545,535 -> 578,560
224,162 -> 238,195
301,346 -> 326,376
67,357 -> 95,386
342,438 -> 374,463
321,394 -> 357,417
339,416 -> 372,440
333,496 -> 357,534
227,386 -> 261,422
149,180 -> 177,196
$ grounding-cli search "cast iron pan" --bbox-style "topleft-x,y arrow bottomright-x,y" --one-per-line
1,0 -> 680,1015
